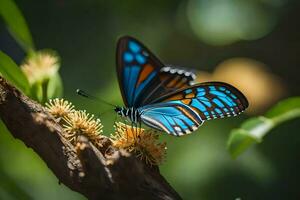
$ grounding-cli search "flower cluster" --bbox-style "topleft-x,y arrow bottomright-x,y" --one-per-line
111,122 -> 167,166
21,50 -> 60,85
45,98 -> 103,147
63,110 -> 103,146
46,99 -> 167,166
45,98 -> 74,119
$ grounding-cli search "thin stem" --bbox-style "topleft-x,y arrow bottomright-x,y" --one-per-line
271,109 -> 300,125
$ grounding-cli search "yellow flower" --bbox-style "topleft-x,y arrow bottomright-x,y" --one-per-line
111,122 -> 167,166
21,50 -> 60,85
45,98 -> 75,118
63,110 -> 103,147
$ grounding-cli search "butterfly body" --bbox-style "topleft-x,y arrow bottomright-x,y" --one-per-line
115,36 -> 248,136
115,106 -> 140,124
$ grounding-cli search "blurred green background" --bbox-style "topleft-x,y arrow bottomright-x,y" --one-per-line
0,0 -> 300,199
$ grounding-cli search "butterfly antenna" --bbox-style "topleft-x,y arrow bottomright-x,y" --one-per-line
76,89 -> 115,107
98,109 -> 112,117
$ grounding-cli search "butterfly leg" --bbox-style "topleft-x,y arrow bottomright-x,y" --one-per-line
119,116 -> 130,141
138,121 -> 142,137
131,122 -> 138,141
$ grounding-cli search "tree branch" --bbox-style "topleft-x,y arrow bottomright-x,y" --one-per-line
0,77 -> 182,200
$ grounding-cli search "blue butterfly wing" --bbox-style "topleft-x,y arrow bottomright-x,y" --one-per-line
140,82 -> 248,136
156,82 -> 249,120
116,36 -> 196,107
117,36 -> 162,107
139,102 -> 203,136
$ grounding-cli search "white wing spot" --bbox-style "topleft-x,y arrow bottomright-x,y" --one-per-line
170,69 -> 176,74
191,125 -> 198,131
191,73 -> 196,80
162,66 -> 170,72
185,72 -> 191,76
174,126 -> 181,131
177,69 -> 184,74
184,129 -> 191,134
177,131 -> 184,136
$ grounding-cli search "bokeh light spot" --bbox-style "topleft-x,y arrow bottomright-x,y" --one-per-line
187,0 -> 277,45
196,58 -> 286,114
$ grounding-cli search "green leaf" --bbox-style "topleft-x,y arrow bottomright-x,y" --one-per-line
227,129 -> 259,159
228,97 -> 300,158
0,51 -> 30,94
0,0 -> 34,52
47,73 -> 63,99
265,97 -> 300,123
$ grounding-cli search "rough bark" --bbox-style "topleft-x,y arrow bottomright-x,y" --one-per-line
0,77 -> 182,200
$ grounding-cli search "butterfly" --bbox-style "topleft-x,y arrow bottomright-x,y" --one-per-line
114,36 -> 248,136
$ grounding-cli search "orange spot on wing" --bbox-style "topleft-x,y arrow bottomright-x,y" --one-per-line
191,107 -> 201,114
185,93 -> 195,98
176,106 -> 200,126
166,77 -> 179,88
181,99 -> 191,104
137,64 -> 154,85
178,79 -> 189,88
163,94 -> 184,102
